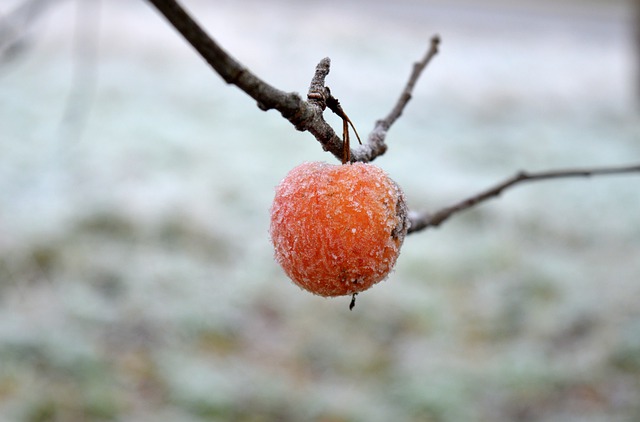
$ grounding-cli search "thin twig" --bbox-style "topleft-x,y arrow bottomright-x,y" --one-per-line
355,35 -> 440,162
408,163 -> 640,233
383,35 -> 440,129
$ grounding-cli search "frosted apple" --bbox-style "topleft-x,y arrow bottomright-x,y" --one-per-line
270,161 -> 408,297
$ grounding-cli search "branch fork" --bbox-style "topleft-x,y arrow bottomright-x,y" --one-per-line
146,0 -> 640,235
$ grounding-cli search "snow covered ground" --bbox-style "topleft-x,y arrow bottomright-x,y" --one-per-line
0,0 -> 639,420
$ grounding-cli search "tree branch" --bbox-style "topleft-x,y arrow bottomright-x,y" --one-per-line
379,36 -> 440,131
353,35 -> 440,162
146,0 -> 303,115
146,0 -> 361,159
145,2 -> 638,237
408,163 -> 640,233
146,0 -> 439,163
304,57 -> 347,158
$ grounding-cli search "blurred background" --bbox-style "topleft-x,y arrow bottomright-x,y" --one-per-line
1,0 -> 639,421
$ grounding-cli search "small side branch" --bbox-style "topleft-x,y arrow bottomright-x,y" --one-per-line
304,58 -> 347,157
382,35 -> 440,129
355,35 -> 440,162
408,163 -> 640,233
307,57 -> 331,105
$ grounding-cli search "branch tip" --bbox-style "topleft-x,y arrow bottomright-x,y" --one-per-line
430,34 -> 441,50
408,163 -> 640,234
360,34 -> 441,162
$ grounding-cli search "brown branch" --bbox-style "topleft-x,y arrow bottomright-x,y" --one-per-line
304,58 -> 347,158
383,35 -> 440,129
408,163 -> 640,233
146,0 -> 303,116
356,35 -> 440,162
146,0 -> 439,163
143,3 -> 640,237
147,0 -> 361,160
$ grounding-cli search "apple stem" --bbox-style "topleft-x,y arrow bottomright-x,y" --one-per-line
326,88 -> 362,164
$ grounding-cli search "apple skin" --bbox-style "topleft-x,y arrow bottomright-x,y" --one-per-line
270,161 -> 409,297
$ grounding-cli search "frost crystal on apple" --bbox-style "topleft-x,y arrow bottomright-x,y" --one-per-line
269,161 -> 408,297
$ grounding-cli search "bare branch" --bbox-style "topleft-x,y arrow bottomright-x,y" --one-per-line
144,2 -> 639,238
304,58 -> 348,158
307,57 -> 331,105
408,163 -> 640,233
383,35 -> 440,129
148,0 -> 364,160
146,0 -> 440,163
146,0 -> 310,120
355,35 -> 440,162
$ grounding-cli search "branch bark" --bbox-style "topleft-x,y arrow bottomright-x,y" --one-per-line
146,0 -> 355,159
145,0 -> 304,117
146,0 -> 438,163
408,163 -> 640,233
